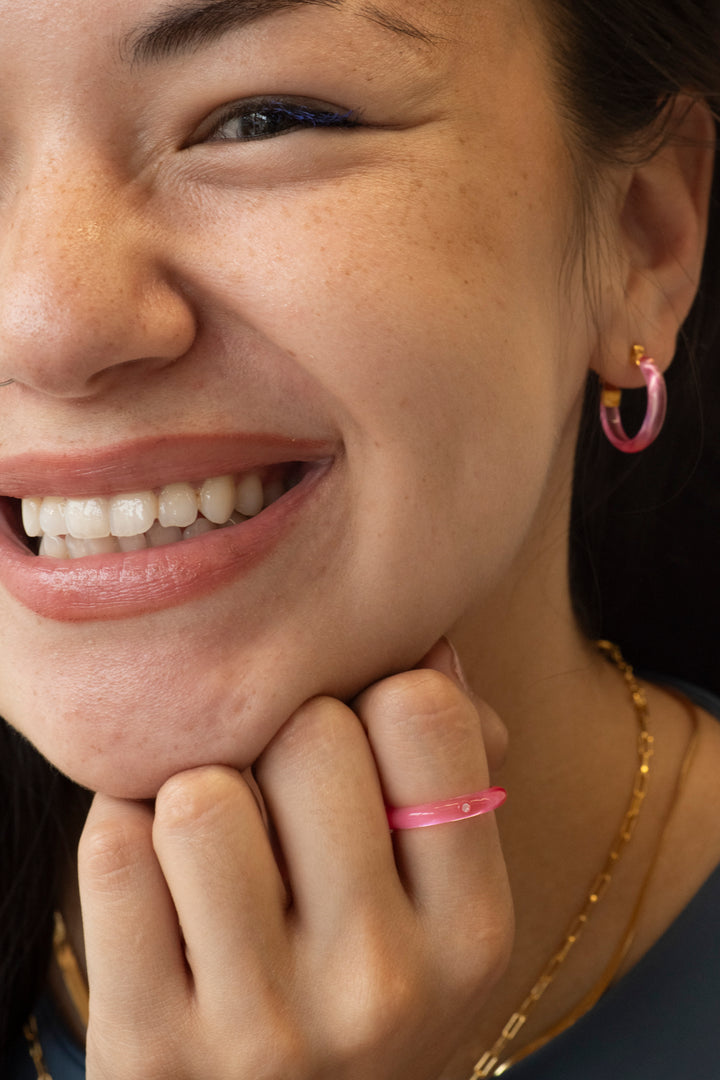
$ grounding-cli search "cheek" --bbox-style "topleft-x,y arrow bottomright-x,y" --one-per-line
184,162 -> 569,452
156,149 -> 574,646
0,109 -> 582,795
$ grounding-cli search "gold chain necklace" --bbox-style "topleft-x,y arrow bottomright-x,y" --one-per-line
23,644 -> 695,1080
22,1014 -> 52,1080
23,911 -> 89,1079
469,641 -> 699,1078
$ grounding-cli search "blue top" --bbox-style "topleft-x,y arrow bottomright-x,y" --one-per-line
5,993 -> 85,1080
509,860 -> 720,1078
5,678 -> 720,1079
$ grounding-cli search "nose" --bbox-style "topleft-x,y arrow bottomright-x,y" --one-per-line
0,158 -> 197,398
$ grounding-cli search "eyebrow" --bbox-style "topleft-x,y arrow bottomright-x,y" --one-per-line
123,0 -> 442,65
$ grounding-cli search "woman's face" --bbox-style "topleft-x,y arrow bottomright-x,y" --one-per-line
0,0 -> 595,795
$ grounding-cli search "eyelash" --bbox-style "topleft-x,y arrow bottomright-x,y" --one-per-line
204,97 -> 361,143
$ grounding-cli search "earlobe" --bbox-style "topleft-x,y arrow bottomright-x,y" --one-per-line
593,97 -> 716,389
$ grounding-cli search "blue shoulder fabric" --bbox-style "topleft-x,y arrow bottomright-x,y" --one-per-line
508,860 -> 720,1078
509,677 -> 720,1079
652,676 -> 720,720
4,994 -> 85,1080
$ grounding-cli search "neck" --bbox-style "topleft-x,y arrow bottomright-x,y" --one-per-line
449,419 -> 607,743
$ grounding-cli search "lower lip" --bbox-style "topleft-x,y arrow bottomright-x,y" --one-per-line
0,463 -> 332,622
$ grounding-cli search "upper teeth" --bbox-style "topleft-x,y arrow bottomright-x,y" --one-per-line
21,473 -> 284,555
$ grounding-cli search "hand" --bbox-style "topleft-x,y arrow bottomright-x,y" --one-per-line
78,641 -> 513,1080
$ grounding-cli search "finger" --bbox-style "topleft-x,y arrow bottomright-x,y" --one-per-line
416,638 -> 509,775
254,696 -> 403,935
353,659 -> 509,918
78,794 -> 189,1028
151,765 -> 288,1012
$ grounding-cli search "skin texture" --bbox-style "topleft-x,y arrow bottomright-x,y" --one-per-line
0,0 -> 589,796
1,0 -> 719,1076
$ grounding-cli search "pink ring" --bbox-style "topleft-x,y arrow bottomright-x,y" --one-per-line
386,787 -> 507,830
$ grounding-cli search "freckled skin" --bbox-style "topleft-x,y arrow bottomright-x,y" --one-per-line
0,0 -> 598,796
3,5 -> 718,1074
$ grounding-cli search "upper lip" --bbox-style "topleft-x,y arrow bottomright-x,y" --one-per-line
0,434 -> 337,498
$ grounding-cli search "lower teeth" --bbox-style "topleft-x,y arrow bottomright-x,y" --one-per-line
36,513 -> 246,560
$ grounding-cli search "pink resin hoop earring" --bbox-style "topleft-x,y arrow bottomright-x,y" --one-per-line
599,347 -> 667,454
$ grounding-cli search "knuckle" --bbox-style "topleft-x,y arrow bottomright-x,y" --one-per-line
223,1012 -> 311,1080
325,924 -> 421,1058
365,668 -> 479,743
154,765 -> 240,835
262,696 -> 356,770
333,966 -> 418,1062
386,668 -> 464,719
283,695 -> 351,745
78,812 -> 149,890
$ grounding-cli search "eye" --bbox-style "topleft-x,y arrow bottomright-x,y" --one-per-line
203,97 -> 361,143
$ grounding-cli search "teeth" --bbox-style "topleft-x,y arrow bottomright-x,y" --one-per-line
118,533 -> 148,552
109,493 -> 158,537
39,534 -> 69,558
235,474 -> 264,517
199,476 -> 236,525
22,497 -> 43,538
183,517 -> 218,540
23,468 -> 295,559
65,497 -> 111,540
66,535 -> 120,557
38,497 -> 67,537
147,522 -> 183,548
158,482 -> 198,529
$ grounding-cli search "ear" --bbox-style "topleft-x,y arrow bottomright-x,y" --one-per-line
591,97 -> 716,389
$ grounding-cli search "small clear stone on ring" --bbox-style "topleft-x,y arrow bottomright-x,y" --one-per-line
462,802 -> 472,814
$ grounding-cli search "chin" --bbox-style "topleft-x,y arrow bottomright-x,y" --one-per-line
15,663 -> 299,799
0,522 -> 463,798
1,621 -> 422,800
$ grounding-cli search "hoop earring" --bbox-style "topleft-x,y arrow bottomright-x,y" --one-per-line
599,346 -> 667,454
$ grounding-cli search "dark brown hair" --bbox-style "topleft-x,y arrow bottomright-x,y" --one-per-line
2,0 -> 720,1055
548,0 -> 720,686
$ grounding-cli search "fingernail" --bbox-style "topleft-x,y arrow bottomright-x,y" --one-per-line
418,637 -> 470,693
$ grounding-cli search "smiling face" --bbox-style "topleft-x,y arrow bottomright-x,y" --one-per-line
0,0 -> 598,795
